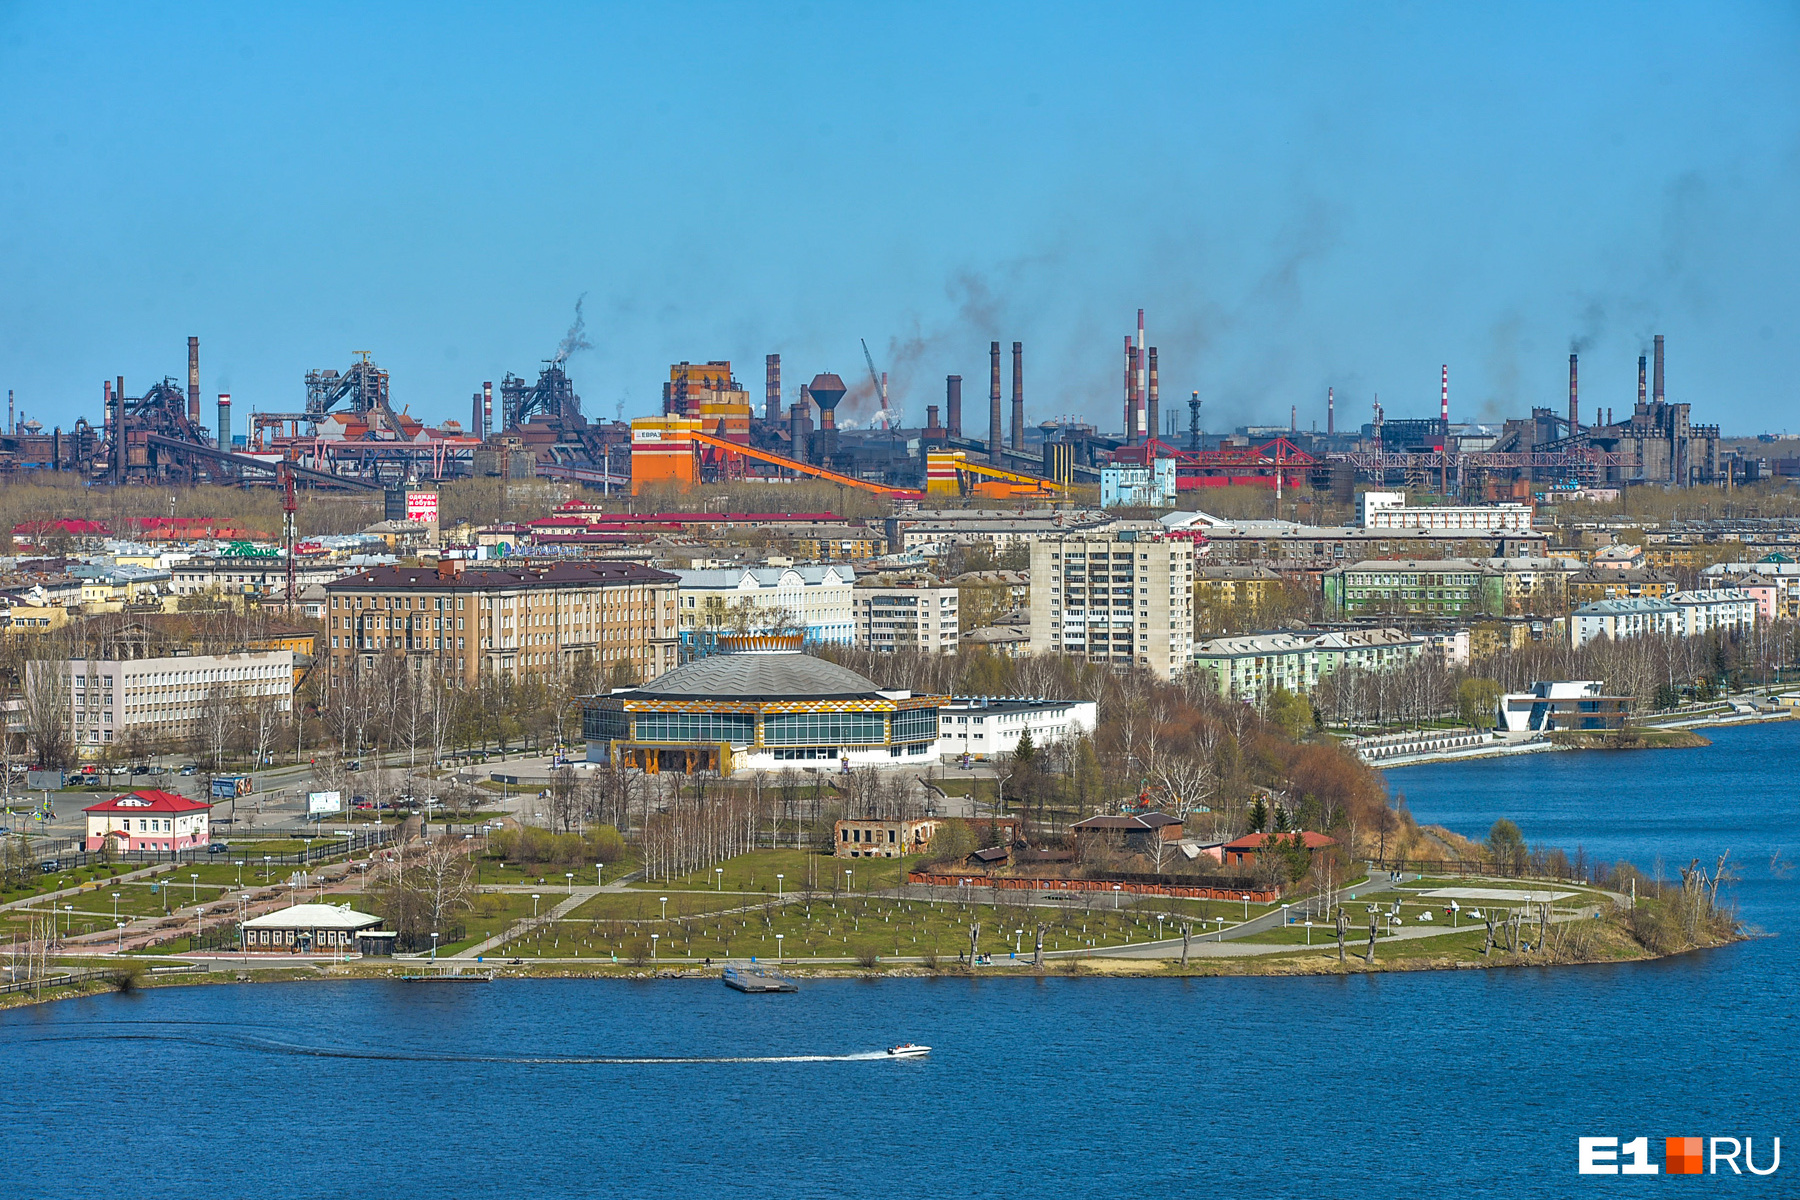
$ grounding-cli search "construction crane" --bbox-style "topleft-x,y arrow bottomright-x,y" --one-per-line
860,338 -> 894,430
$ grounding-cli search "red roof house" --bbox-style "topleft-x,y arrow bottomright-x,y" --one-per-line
1221,830 -> 1338,867
83,790 -> 213,854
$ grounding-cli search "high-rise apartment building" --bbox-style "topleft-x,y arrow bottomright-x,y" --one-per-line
1029,525 -> 1194,678
853,583 -> 959,654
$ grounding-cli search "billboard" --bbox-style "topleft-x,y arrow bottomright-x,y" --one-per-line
211,775 -> 253,799
307,790 -> 342,816
405,490 -> 440,524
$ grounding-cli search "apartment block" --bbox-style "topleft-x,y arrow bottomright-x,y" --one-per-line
674,565 -> 854,652
853,584 -> 959,654
1029,525 -> 1195,679
27,650 -> 292,751
1189,627 -> 1424,704
324,559 -> 679,684
1356,491 -> 1534,532
1322,559 -> 1504,618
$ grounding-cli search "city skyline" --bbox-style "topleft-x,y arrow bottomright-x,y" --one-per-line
2,3 -> 1797,434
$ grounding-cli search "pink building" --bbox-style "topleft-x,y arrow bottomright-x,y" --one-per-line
83,790 -> 212,853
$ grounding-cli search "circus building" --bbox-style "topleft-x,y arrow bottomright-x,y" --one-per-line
582,634 -> 944,773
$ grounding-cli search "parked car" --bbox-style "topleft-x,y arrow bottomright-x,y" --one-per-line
130,765 -> 150,775
207,842 -> 230,854
38,860 -> 58,874
179,764 -> 198,776
346,761 -> 362,772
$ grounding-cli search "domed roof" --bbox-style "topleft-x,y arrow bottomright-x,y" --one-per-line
634,652 -> 883,701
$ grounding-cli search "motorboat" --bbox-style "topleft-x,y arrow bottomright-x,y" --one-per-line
886,1043 -> 931,1058
722,964 -> 798,994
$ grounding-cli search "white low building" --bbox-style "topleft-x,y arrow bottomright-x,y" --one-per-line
936,696 -> 1098,761
241,903 -> 388,955
1671,589 -> 1758,638
675,565 -> 854,649
1570,591 -> 1757,647
27,650 -> 294,752
1356,490 -> 1534,533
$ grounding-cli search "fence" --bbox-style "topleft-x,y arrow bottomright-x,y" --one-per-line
1344,729 -> 1489,762
1369,857 -> 1592,885
30,826 -> 399,873
0,967 -> 115,997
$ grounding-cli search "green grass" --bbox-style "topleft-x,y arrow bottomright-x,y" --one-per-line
473,852 -> 639,889
438,892 -> 542,956
631,849 -> 917,893
566,892 -> 740,922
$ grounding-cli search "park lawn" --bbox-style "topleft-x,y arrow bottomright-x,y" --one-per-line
473,851 -> 641,889
528,895 -> 1182,962
565,892 -> 740,922
0,861 -> 153,903
435,891 -> 541,956
630,849 -> 919,894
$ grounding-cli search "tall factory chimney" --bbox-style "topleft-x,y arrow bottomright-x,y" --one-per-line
217,394 -> 232,450
471,389 -> 482,438
115,375 -> 127,478
988,341 -> 1003,464
187,337 -> 200,426
946,375 -> 962,438
1653,334 -> 1665,403
6,389 -> 11,437
1327,386 -> 1334,435
765,355 -> 781,424
1146,348 -> 1159,448
1136,310 -> 1146,441
1010,342 -> 1024,451
789,398 -> 811,465
1290,404 -> 1297,432
482,380 -> 493,439
1638,356 -> 1648,410
1440,364 -> 1449,431
1188,391 -> 1202,451
1123,337 -> 1136,444
1568,354 -> 1579,433
808,374 -> 846,465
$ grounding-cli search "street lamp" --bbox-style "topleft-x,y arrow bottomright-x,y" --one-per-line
1305,920 -> 1313,945
565,872 -> 574,895
1014,929 -> 1023,955
659,896 -> 668,921
112,892 -> 120,924
775,874 -> 784,902
262,854 -> 271,880
774,933 -> 783,963
235,860 -> 244,889
63,903 -> 73,937
651,933 -> 659,960
1112,884 -> 1122,910
430,932 -> 439,961
190,873 -> 198,904
116,920 -> 125,952
1241,894 -> 1249,920
845,869 -> 852,894
531,894 -> 541,919
597,862 -> 605,887
714,867 -> 723,891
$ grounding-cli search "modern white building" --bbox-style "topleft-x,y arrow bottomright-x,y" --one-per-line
27,650 -> 294,751
1356,490 -> 1534,533
936,696 -> 1099,761
1029,524 -> 1195,679
674,565 -> 855,650
852,583 -> 959,654
1496,680 -> 1632,733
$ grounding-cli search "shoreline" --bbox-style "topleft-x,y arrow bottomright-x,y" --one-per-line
1369,709 -> 1789,769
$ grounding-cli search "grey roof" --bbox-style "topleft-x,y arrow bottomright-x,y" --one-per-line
631,652 -> 882,700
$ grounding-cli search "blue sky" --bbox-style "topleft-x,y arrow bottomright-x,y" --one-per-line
2,2 -> 1797,437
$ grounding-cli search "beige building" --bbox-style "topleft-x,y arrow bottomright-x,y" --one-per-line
853,583 -> 959,654
27,650 -> 293,752
1478,557 -> 1572,616
324,559 -> 680,685
1029,525 -> 1195,679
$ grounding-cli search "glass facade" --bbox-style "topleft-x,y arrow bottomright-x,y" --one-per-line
582,707 -> 633,743
762,711 -> 886,746
634,712 -> 756,744
892,706 -> 939,743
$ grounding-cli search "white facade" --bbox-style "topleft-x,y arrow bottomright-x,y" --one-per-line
1570,598 -> 1681,647
937,697 -> 1098,760
28,651 -> 294,751
853,585 -> 959,654
1190,627 -> 1426,704
1100,459 -> 1177,508
1670,589 -> 1758,638
675,565 -> 855,645
1029,526 -> 1195,679
1357,490 -> 1533,533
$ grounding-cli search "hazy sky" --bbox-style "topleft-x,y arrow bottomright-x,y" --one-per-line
3,2 -> 1797,437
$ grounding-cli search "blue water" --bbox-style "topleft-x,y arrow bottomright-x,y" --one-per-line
4,724 -> 1795,1198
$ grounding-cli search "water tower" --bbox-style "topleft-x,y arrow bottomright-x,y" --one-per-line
808,373 -> 846,465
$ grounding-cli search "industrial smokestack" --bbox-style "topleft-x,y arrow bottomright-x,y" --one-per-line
483,381 -> 493,439
765,354 -> 781,425
1653,334 -> 1665,403
1290,404 -> 1297,432
187,336 -> 200,426
217,393 -> 232,450
926,405 -> 940,433
6,389 -> 11,438
791,396 -> 811,464
1327,386 -> 1334,436
946,375 -> 962,438
1440,364 -> 1449,429
988,341 -> 1002,464
1569,354 -> 1579,433
1146,348 -> 1159,449
1136,309 -> 1146,441
1638,356 -> 1648,410
1123,336 -> 1135,444
471,389 -> 482,438
1188,391 -> 1201,452
1010,341 -> 1024,452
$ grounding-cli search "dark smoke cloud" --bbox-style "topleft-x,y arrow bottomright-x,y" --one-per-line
554,294 -> 594,365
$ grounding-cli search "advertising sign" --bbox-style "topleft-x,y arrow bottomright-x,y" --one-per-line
307,790 -> 343,816
405,490 -> 440,524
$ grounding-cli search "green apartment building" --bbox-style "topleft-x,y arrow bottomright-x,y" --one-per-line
1322,559 -> 1504,618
